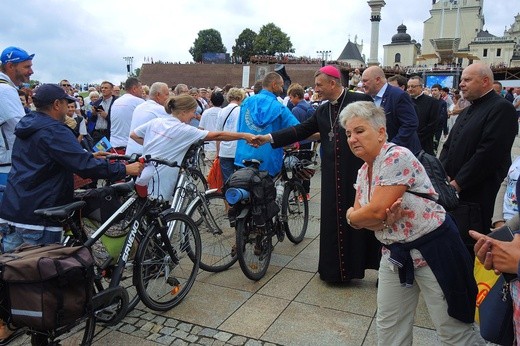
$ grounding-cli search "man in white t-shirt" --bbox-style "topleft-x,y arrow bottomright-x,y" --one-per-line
199,91 -> 224,160
125,82 -> 170,156
109,77 -> 144,153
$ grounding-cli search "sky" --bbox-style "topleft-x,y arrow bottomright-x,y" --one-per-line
1,0 -> 516,87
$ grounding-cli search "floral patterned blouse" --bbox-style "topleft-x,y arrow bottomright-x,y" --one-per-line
354,143 -> 446,268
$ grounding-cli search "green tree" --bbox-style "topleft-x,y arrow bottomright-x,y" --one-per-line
254,23 -> 294,56
232,28 -> 257,63
189,29 -> 227,63
134,67 -> 141,77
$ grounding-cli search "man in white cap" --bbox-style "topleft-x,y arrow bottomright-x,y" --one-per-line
0,46 -> 34,201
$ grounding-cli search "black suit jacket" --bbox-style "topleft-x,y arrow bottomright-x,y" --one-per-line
412,93 -> 440,155
380,84 -> 422,155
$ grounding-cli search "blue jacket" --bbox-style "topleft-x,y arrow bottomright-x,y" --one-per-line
291,100 -> 315,145
385,215 -> 477,323
0,111 -> 127,226
234,90 -> 299,176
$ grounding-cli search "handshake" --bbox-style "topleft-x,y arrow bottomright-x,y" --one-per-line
242,134 -> 272,148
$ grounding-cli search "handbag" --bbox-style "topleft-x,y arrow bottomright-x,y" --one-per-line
478,275 -> 514,345
207,157 -> 224,192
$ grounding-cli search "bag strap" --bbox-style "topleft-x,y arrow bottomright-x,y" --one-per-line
385,145 -> 436,202
221,106 -> 238,131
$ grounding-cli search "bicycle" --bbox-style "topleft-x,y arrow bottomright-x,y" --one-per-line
185,139 -> 213,178
37,155 -> 201,317
225,149 -> 314,281
166,150 -> 237,273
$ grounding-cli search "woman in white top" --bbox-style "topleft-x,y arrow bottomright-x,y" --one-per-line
130,94 -> 254,201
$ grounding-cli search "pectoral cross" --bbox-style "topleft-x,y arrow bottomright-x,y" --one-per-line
328,130 -> 334,142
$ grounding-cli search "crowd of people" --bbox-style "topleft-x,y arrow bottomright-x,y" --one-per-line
2,44 -> 520,344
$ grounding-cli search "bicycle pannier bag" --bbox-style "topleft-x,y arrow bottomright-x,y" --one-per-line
0,244 -> 94,331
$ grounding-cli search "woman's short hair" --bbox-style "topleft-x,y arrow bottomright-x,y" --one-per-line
164,94 -> 197,115
226,87 -> 245,102
339,101 -> 386,133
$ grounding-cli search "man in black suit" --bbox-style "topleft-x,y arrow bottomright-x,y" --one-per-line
407,76 -> 440,155
361,66 -> 421,154
440,63 -> 518,235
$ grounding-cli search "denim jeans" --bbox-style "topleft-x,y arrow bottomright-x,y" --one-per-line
220,157 -> 237,184
1,224 -> 63,253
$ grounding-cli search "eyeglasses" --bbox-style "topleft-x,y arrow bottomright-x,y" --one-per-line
407,85 -> 421,89
61,84 -> 71,87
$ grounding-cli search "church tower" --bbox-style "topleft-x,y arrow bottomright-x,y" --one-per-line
421,0 -> 484,65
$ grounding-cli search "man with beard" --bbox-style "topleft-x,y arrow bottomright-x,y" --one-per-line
234,72 -> 299,176
253,66 -> 380,283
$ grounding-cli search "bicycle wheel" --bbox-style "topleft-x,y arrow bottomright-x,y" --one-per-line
188,167 -> 208,192
29,301 -> 96,346
282,181 -> 309,244
187,192 -> 237,272
236,215 -> 271,281
134,212 -> 201,311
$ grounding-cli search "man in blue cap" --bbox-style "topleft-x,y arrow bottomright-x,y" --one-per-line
0,84 -> 143,253
0,46 -> 35,201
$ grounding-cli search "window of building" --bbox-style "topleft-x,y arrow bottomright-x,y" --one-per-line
497,48 -> 501,57
395,53 -> 401,63
483,48 -> 488,57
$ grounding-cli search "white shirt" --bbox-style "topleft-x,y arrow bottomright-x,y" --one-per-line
134,117 -> 208,201
110,94 -> 144,148
199,107 -> 221,152
503,156 -> 520,221
125,99 -> 169,156
0,72 -> 24,172
216,103 -> 240,158
72,114 -> 87,135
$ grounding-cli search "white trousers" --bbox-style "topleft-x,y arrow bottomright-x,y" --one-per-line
376,260 -> 485,346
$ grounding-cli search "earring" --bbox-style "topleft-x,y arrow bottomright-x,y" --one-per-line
378,138 -> 383,142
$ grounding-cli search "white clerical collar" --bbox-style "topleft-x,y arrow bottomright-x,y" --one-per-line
330,89 -> 345,105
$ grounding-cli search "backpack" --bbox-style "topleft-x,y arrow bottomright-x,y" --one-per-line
224,166 -> 279,227
411,150 -> 459,211
0,244 -> 94,331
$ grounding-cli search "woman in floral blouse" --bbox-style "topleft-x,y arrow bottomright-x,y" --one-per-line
339,101 -> 484,345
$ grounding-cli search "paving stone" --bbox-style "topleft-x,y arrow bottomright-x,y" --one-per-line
212,341 -> 227,346
155,335 -> 176,345
198,327 -> 218,338
141,312 -> 157,321
245,340 -> 263,346
129,329 -> 151,339
164,318 -> 179,328
140,321 -> 155,332
146,332 -> 162,342
171,339 -> 189,346
151,323 -> 163,334
183,334 -> 199,343
198,337 -> 215,345
119,324 -> 137,334
191,325 -> 203,335
228,335 -> 248,345
177,322 -> 193,332
159,326 -> 176,335
135,319 -> 148,328
173,329 -> 189,339
126,309 -> 145,318
124,316 -> 139,325
214,331 -> 233,342
152,316 -> 167,325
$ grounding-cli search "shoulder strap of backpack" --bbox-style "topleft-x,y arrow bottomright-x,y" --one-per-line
221,106 -> 238,131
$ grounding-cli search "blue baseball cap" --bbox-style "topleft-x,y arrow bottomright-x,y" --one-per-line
0,46 -> 35,64
32,84 -> 76,106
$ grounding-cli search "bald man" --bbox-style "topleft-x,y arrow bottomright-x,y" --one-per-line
361,66 -> 421,154
440,63 -> 518,249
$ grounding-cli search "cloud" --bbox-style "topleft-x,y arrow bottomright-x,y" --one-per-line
0,0 -> 515,86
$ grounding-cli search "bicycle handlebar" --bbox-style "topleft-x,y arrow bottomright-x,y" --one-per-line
106,154 -> 178,168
